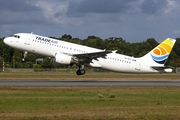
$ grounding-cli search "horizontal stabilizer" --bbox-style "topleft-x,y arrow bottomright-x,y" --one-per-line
151,66 -> 173,73
151,66 -> 173,70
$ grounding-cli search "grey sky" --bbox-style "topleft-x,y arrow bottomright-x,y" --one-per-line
0,0 -> 179,43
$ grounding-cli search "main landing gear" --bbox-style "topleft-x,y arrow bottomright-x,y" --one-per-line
22,51 -> 28,63
76,66 -> 86,75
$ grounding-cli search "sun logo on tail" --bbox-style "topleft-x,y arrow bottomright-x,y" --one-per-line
150,39 -> 174,64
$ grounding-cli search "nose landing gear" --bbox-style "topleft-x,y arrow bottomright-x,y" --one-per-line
22,51 -> 28,63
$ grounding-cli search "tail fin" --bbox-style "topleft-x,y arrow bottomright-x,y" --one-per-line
141,38 -> 176,66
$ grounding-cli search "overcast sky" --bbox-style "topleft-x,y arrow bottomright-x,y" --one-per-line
0,0 -> 180,42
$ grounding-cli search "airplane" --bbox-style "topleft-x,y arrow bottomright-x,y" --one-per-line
4,33 -> 176,75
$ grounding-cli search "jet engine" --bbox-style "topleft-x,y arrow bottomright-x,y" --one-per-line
51,53 -> 73,66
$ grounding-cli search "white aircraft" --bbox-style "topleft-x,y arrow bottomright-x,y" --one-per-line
4,33 -> 176,75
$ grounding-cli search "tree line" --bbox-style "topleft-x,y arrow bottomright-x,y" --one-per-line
0,35 -> 180,70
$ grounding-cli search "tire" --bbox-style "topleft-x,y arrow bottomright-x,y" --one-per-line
22,58 -> 25,63
80,69 -> 86,75
76,70 -> 82,75
76,69 -> 86,75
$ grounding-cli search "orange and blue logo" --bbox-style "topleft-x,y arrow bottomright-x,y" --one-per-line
150,39 -> 174,64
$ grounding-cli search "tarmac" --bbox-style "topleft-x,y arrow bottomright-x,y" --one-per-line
1,80 -> 180,87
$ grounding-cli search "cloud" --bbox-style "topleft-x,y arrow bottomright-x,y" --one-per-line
66,0 -> 138,17
0,0 -> 46,24
140,0 -> 167,14
0,0 -> 180,43
172,30 -> 180,34
0,0 -> 39,12
164,0 -> 178,14
66,0 -> 171,17
35,0 -> 68,24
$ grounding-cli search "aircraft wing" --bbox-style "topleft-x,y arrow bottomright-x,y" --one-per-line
64,50 -> 112,65
72,50 -> 112,61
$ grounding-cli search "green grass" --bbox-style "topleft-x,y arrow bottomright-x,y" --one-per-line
0,87 -> 180,119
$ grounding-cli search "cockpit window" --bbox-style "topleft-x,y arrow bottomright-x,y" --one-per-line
14,35 -> 20,38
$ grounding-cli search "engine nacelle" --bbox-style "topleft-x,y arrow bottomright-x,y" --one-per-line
51,53 -> 72,65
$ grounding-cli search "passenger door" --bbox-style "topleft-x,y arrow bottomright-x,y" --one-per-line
25,35 -> 31,45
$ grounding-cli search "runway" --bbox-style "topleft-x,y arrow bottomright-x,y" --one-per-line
0,80 -> 180,87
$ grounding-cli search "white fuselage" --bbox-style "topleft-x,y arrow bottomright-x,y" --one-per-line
4,33 -> 170,73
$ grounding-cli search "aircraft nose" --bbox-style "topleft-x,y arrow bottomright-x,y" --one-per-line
4,38 -> 8,44
4,37 -> 11,45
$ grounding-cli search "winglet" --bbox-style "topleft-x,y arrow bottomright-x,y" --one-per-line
112,50 -> 118,53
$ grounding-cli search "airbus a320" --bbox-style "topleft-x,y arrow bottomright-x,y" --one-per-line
4,33 -> 176,75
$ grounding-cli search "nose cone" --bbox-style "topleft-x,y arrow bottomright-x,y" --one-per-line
4,38 -> 8,45
4,37 -> 11,46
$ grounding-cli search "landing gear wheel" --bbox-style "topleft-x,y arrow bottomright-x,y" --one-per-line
22,58 -> 25,63
76,69 -> 86,75
80,69 -> 86,75
76,70 -> 82,76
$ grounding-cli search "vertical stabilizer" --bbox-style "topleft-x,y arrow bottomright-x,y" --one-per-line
141,38 -> 176,66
